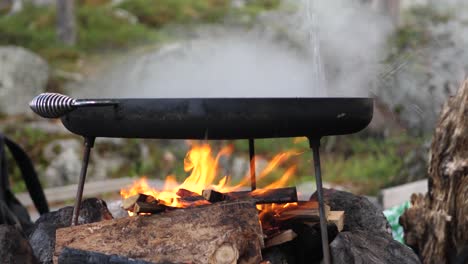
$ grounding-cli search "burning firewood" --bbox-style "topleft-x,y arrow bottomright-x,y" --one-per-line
133,201 -> 170,214
202,187 -> 298,204
176,188 -> 206,202
121,193 -> 156,211
280,204 -> 331,222
202,189 -> 229,202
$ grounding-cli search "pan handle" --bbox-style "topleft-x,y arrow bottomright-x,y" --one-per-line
29,93 -> 118,119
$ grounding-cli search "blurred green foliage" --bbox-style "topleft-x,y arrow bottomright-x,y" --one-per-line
387,4 -> 453,60
118,0 -> 231,28
3,125 -> 62,193
233,134 -> 424,195
117,0 -> 281,28
0,0 -> 280,64
0,4 -> 158,62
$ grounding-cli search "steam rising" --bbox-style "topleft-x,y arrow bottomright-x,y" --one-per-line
73,0 -> 392,99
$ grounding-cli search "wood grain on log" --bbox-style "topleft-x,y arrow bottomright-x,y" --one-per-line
400,80 -> 468,263
55,200 -> 263,264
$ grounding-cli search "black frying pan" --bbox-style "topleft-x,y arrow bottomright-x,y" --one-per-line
30,94 -> 373,139
59,97 -> 373,139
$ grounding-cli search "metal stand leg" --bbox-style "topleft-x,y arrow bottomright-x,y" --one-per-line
248,139 -> 256,191
71,137 -> 95,226
309,138 -> 331,264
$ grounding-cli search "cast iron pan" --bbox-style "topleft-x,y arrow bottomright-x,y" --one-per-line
56,97 -> 373,139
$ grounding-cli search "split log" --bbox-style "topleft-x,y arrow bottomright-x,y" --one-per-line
121,194 -> 155,211
400,80 -> 468,263
265,229 -> 297,248
202,187 -> 298,204
55,200 -> 263,264
122,194 -> 174,215
202,189 -> 230,202
328,211 -> 345,232
176,188 -> 206,202
279,201 -> 329,222
133,202 -> 169,214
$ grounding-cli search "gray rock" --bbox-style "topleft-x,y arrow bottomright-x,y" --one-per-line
32,198 -> 113,228
29,198 -> 113,264
330,230 -> 421,264
312,189 -> 391,234
0,224 -> 37,264
43,139 -> 82,187
0,46 -> 49,115
28,222 -> 55,264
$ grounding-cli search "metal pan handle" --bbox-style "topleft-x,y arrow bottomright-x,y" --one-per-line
30,93 -> 118,118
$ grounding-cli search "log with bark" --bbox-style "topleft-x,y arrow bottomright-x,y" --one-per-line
55,200 -> 264,264
400,80 -> 468,263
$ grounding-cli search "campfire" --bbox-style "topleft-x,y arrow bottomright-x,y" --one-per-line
119,142 -> 300,214
29,93 -> 372,264
51,142 -> 342,263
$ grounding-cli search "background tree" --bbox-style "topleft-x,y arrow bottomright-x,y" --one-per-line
400,80 -> 468,263
57,0 -> 76,45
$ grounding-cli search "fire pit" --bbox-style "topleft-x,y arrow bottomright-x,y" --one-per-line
30,93 -> 373,264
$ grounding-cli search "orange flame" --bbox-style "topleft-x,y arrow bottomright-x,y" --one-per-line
120,142 -> 299,212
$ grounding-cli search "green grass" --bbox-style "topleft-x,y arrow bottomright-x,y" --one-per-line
0,0 -> 281,92
233,134 -> 424,195
0,4 -> 159,69
118,0 -> 231,28
118,0 -> 281,28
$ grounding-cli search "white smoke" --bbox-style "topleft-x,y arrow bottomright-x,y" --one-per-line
72,0 -> 392,99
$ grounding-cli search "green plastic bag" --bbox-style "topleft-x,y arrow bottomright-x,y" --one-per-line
383,201 -> 410,244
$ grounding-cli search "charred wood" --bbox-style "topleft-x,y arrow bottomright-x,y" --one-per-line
121,194 -> 155,211
202,189 -> 229,203
203,187 -> 298,204
133,202 -> 170,215
176,188 -> 206,202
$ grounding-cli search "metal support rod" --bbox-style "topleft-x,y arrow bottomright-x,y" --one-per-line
71,137 -> 95,226
309,138 -> 331,264
248,138 -> 256,191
